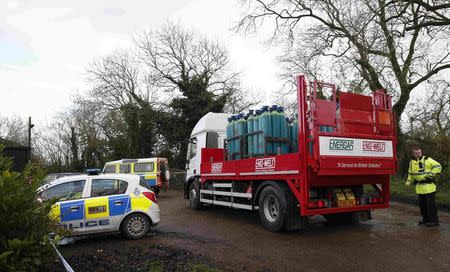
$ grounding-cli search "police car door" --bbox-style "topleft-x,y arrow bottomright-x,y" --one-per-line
85,177 -> 130,233
44,179 -> 87,233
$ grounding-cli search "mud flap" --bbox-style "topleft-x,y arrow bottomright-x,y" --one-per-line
324,210 -> 372,224
352,210 -> 372,222
280,184 -> 309,231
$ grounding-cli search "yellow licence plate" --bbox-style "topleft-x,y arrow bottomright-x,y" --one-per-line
337,199 -> 356,207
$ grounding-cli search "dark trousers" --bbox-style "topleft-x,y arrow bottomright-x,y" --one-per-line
418,192 -> 439,223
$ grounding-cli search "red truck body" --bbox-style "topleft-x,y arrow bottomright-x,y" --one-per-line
193,75 -> 397,229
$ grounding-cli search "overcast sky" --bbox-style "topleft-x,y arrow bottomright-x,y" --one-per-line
0,0 -> 283,124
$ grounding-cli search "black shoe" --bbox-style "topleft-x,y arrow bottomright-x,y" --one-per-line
418,220 -> 426,225
425,222 -> 440,227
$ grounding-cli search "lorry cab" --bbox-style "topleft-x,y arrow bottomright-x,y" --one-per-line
185,112 -> 229,197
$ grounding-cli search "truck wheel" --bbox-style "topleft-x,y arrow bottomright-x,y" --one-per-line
259,185 -> 287,232
189,181 -> 202,210
121,213 -> 150,239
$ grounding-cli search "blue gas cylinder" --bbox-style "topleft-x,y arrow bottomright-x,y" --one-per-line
292,116 -> 298,152
228,115 -> 237,159
235,113 -> 247,160
247,110 -> 255,157
259,106 -> 273,155
234,114 -> 241,160
278,107 -> 289,154
270,105 -> 280,154
287,118 -> 292,152
254,109 -> 261,156
226,117 -> 233,159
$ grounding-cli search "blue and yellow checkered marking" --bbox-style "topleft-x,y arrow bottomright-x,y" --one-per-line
60,200 -> 84,222
57,194 -> 151,222
137,173 -> 157,186
109,195 -> 131,216
145,178 -> 157,186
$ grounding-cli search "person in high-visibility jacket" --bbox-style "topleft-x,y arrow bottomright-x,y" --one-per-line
405,147 -> 442,227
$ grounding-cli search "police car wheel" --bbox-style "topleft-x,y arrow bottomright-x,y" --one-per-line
122,214 -> 150,239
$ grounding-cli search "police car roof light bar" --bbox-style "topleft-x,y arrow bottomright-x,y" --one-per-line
86,168 -> 101,175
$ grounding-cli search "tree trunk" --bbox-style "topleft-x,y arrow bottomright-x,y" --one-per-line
392,86 -> 412,135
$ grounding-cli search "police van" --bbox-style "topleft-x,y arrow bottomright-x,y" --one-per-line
37,173 -> 160,239
103,158 -> 170,195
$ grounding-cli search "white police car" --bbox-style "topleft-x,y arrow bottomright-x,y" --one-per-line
37,173 -> 160,239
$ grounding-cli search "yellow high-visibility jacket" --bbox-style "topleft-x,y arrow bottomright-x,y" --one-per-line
407,156 -> 442,194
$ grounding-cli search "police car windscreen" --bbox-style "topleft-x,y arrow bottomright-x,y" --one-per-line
103,164 -> 116,173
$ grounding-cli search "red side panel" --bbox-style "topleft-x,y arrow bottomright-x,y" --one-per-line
339,92 -> 372,111
315,99 -> 336,127
317,157 -> 396,176
309,173 -> 388,186
201,148 -> 223,163
339,92 -> 374,134
235,153 -> 300,174
201,151 -> 301,178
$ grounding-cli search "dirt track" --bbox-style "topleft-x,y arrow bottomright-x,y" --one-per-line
58,190 -> 450,272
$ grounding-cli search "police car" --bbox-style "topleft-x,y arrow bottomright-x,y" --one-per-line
37,172 -> 160,239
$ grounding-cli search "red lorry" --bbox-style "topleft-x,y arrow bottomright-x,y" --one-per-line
185,75 -> 397,231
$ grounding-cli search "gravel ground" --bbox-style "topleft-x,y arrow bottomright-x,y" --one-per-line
48,233 -> 220,272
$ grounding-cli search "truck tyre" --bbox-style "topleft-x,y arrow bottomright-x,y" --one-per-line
259,184 -> 287,232
121,213 -> 150,239
189,180 -> 202,210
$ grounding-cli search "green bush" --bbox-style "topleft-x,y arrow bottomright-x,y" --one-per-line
0,147 -> 57,271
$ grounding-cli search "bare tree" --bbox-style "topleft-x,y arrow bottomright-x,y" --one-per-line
402,79 -> 450,180
33,102 -> 110,171
406,79 -> 450,137
135,22 -> 258,167
136,22 -> 241,101
0,115 -> 27,145
86,49 -> 151,109
237,0 -> 450,130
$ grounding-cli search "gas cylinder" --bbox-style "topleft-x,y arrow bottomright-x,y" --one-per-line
233,114 -> 241,160
270,105 -> 280,154
254,109 -> 261,156
287,118 -> 292,153
234,113 -> 245,160
259,106 -> 272,155
226,116 -> 233,159
229,115 -> 237,159
291,116 -> 298,152
278,107 -> 289,154
247,110 -> 255,157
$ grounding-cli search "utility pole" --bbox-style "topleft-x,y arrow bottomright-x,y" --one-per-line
28,116 -> 34,162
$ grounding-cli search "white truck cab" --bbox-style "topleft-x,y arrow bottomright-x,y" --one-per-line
184,112 -> 229,198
